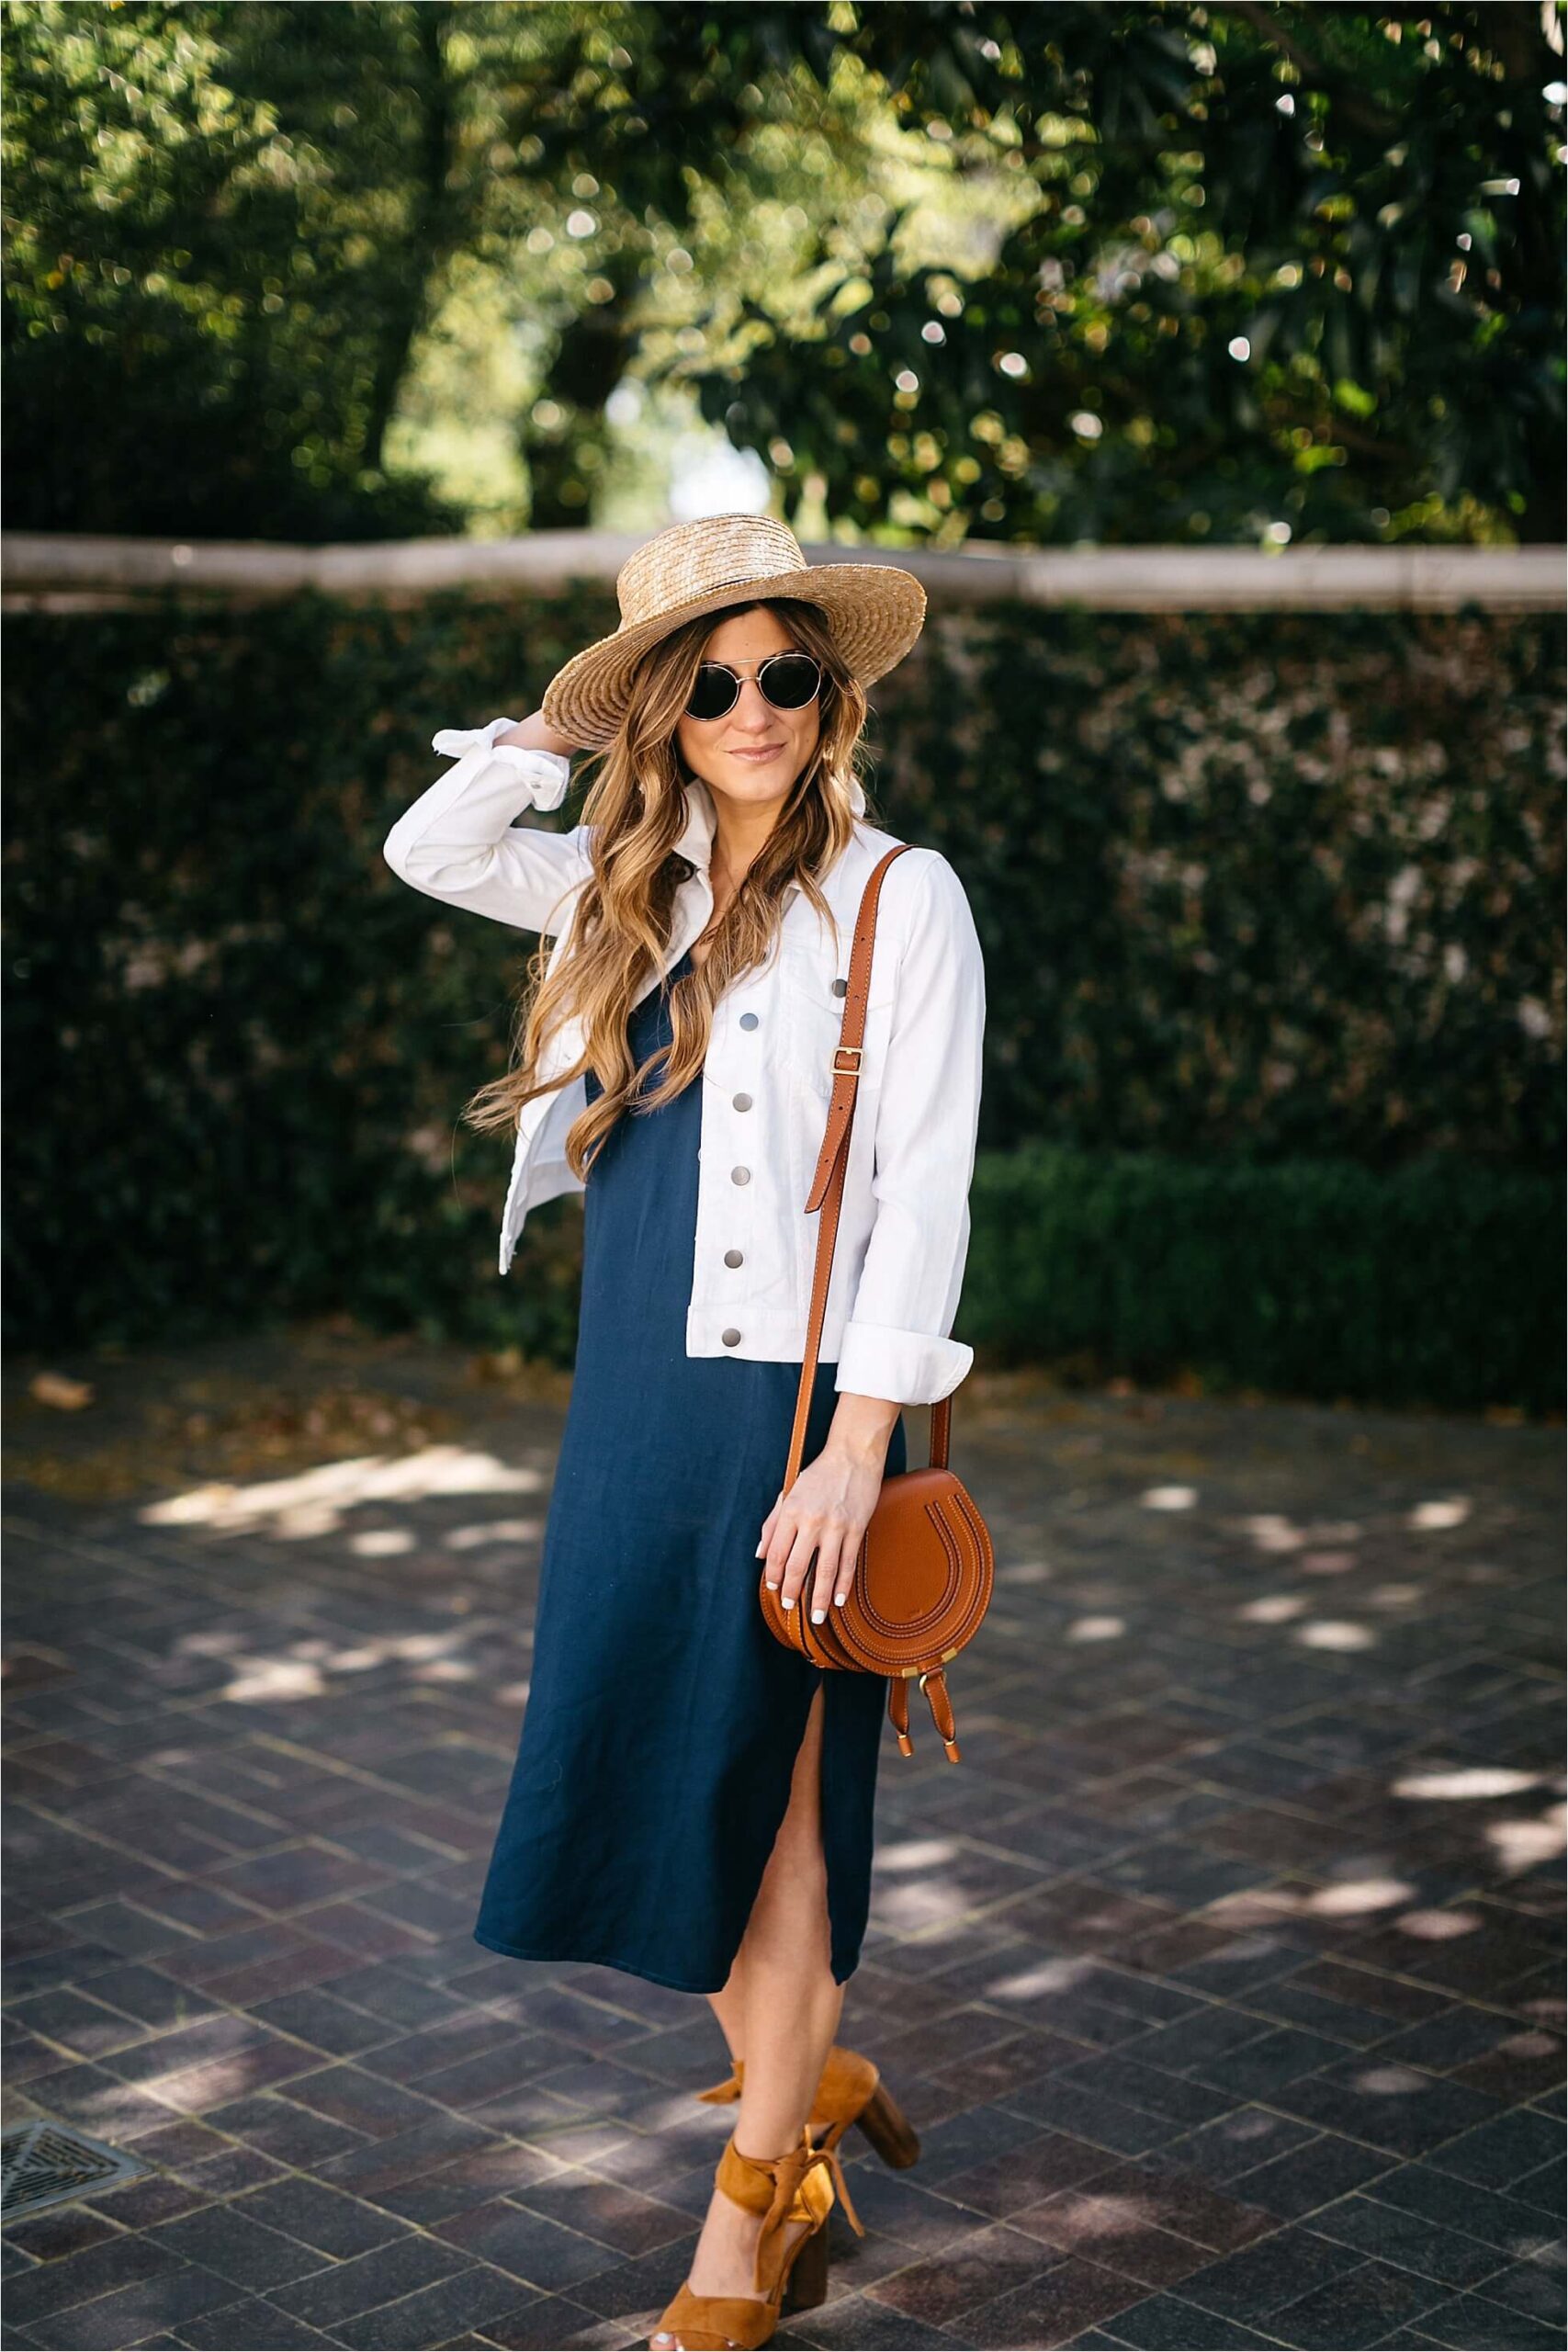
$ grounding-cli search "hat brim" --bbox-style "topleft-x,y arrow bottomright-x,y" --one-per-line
540,561 -> 927,750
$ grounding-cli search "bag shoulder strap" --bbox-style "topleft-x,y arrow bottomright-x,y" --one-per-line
782,842 -> 954,1490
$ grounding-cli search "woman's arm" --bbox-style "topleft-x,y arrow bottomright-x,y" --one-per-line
382,708 -> 594,935
834,848 -> 986,1406
757,849 -> 987,1620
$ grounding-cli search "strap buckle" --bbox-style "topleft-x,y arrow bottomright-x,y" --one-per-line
832,1045 -> 863,1076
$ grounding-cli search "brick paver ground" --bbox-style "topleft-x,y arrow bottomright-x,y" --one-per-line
4,1329 -> 1563,2351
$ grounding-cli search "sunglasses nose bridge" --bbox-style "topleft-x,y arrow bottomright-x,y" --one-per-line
731,671 -> 778,720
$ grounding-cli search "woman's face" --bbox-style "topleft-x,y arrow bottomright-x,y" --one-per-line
674,605 -> 821,811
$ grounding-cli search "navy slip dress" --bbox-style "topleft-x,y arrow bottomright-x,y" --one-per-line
473,944 -> 906,1995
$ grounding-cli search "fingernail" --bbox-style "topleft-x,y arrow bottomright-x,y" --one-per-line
783,1595 -> 795,1610
833,1591 -> 847,1605
810,1608 -> 826,1623
765,1579 -> 780,1591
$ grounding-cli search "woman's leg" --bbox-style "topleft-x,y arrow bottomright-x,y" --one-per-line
651,1680 -> 842,2346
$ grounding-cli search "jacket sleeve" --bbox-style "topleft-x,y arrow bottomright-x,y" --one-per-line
835,849 -> 987,1408
382,718 -> 592,934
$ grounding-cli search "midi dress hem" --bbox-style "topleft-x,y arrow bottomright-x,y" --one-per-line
474,1657 -> 874,1996
469,1926 -> 861,1998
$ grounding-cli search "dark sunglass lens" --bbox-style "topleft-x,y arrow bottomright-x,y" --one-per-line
761,654 -> 820,709
686,665 -> 739,720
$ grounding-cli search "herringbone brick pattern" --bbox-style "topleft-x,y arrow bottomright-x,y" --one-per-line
5,1336 -> 1562,2348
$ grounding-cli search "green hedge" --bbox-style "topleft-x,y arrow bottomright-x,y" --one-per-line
963,1147 -> 1564,1414
3,589 -> 1562,1408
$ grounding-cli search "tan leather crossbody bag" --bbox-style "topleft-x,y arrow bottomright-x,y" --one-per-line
757,843 -> 994,1762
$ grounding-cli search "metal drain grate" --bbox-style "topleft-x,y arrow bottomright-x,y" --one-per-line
1,2120 -> 146,2219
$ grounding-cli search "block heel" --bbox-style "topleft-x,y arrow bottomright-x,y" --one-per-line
853,2077 -> 921,2168
780,2216 -> 830,2313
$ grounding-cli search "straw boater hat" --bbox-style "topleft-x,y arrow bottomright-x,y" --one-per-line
540,513 -> 927,748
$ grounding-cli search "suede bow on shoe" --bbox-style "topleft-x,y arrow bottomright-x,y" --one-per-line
745,2132 -> 863,2294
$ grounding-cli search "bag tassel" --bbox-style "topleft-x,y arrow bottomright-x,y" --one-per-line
886,1669 -> 962,1764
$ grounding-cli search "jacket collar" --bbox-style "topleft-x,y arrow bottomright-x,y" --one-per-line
674,774 -> 720,870
673,771 -> 868,874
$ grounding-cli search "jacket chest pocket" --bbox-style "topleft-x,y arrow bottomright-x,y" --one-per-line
776,943 -> 893,1103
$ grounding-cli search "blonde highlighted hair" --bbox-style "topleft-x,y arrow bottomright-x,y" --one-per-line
464,599 -> 872,1177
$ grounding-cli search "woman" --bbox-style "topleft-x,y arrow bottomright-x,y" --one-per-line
383,514 -> 986,2351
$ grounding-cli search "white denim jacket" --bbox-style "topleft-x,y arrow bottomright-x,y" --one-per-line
382,718 -> 986,1407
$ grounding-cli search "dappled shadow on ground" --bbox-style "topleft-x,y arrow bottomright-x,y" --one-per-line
4,1329 -> 1563,2351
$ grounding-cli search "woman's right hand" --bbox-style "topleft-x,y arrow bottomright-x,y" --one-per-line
498,710 -> 580,760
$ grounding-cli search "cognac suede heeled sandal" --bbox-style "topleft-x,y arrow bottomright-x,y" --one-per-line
649,2124 -> 864,2352
695,2044 -> 921,2169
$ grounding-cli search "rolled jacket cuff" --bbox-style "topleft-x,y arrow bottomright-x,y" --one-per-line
834,1319 -> 973,1408
430,718 -> 571,810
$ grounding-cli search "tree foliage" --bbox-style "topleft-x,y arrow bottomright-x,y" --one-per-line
673,2 -> 1567,544
5,1 -> 470,534
4,1 -> 1562,542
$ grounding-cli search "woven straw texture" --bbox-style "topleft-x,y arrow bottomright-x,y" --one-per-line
540,514 -> 926,747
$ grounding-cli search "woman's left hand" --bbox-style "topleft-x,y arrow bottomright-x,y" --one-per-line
755,1396 -> 901,1621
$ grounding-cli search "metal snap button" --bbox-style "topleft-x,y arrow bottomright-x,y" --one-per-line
832,977 -> 848,997
733,1092 -> 752,1112
739,1012 -> 759,1030
724,1249 -> 744,1268
731,1166 -> 750,1185
722,1327 -> 741,1346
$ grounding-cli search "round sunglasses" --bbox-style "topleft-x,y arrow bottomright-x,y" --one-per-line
683,650 -> 822,723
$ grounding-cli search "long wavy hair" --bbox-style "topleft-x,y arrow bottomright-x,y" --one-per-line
463,597 -> 872,1178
